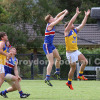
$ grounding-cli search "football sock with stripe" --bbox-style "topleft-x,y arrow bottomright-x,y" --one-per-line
68,78 -> 72,84
2,90 -> 8,94
46,75 -> 50,80
79,71 -> 83,76
19,91 -> 23,96
55,68 -> 60,74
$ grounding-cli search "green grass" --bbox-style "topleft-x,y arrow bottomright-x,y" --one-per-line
0,80 -> 100,100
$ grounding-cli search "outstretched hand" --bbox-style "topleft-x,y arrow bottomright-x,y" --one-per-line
65,10 -> 68,15
85,9 -> 90,16
76,7 -> 81,14
63,9 -> 68,15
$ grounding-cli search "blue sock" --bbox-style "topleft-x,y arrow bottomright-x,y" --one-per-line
55,68 -> 60,74
46,75 -> 50,80
68,81 -> 72,84
68,78 -> 72,84
79,73 -> 83,76
2,90 -> 8,94
19,91 -> 23,96
79,71 -> 83,76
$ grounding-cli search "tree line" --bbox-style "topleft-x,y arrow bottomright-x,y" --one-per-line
0,0 -> 99,52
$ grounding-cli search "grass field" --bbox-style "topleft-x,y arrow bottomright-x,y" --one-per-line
0,80 -> 100,100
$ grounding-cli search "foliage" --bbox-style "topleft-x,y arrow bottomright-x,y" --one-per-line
33,0 -> 60,36
17,54 -> 32,78
3,0 -> 35,23
1,0 -> 60,35
57,45 -> 100,54
57,45 -> 66,55
27,37 -> 43,49
79,47 -> 100,54
0,24 -> 28,47
0,0 -> 60,49
0,5 -> 9,23
55,0 -> 100,24
0,0 -> 100,51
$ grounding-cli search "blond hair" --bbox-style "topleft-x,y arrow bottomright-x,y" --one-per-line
45,14 -> 52,23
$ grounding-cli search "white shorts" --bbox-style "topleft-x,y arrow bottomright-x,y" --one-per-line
0,64 -> 5,73
4,74 -> 15,86
66,50 -> 81,64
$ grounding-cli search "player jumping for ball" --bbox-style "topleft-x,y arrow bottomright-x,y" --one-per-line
64,7 -> 90,90
43,10 -> 68,86
0,47 -> 30,98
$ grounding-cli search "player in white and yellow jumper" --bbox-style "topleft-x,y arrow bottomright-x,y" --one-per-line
64,7 -> 90,90
0,32 -> 11,88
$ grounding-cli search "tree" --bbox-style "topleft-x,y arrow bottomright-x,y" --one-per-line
0,24 -> 28,50
0,0 -> 60,53
32,0 -> 60,36
0,5 -> 9,23
55,0 -> 100,24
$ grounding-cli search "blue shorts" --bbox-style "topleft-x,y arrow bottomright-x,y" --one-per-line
43,43 -> 56,55
4,66 -> 13,76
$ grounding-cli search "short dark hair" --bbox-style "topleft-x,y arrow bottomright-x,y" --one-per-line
9,46 -> 16,51
0,32 -> 6,40
64,21 -> 69,28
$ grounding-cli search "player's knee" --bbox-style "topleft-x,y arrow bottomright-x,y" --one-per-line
85,60 -> 88,65
14,76 -> 18,81
57,56 -> 61,62
70,63 -> 76,70
70,62 -> 76,66
83,59 -> 88,65
72,66 -> 76,71
49,61 -> 54,66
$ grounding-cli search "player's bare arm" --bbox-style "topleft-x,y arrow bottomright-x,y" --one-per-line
14,60 -> 22,81
48,10 -> 68,30
76,9 -> 90,32
0,41 -> 7,56
55,9 -> 68,20
64,7 -> 81,36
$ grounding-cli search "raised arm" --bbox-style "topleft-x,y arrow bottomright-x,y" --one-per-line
14,60 -> 22,81
76,9 -> 90,32
49,10 -> 68,29
64,7 -> 81,33
55,9 -> 67,20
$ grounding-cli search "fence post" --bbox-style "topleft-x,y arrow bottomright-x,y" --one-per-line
96,67 -> 100,80
31,53 -> 34,79
43,66 -> 46,79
